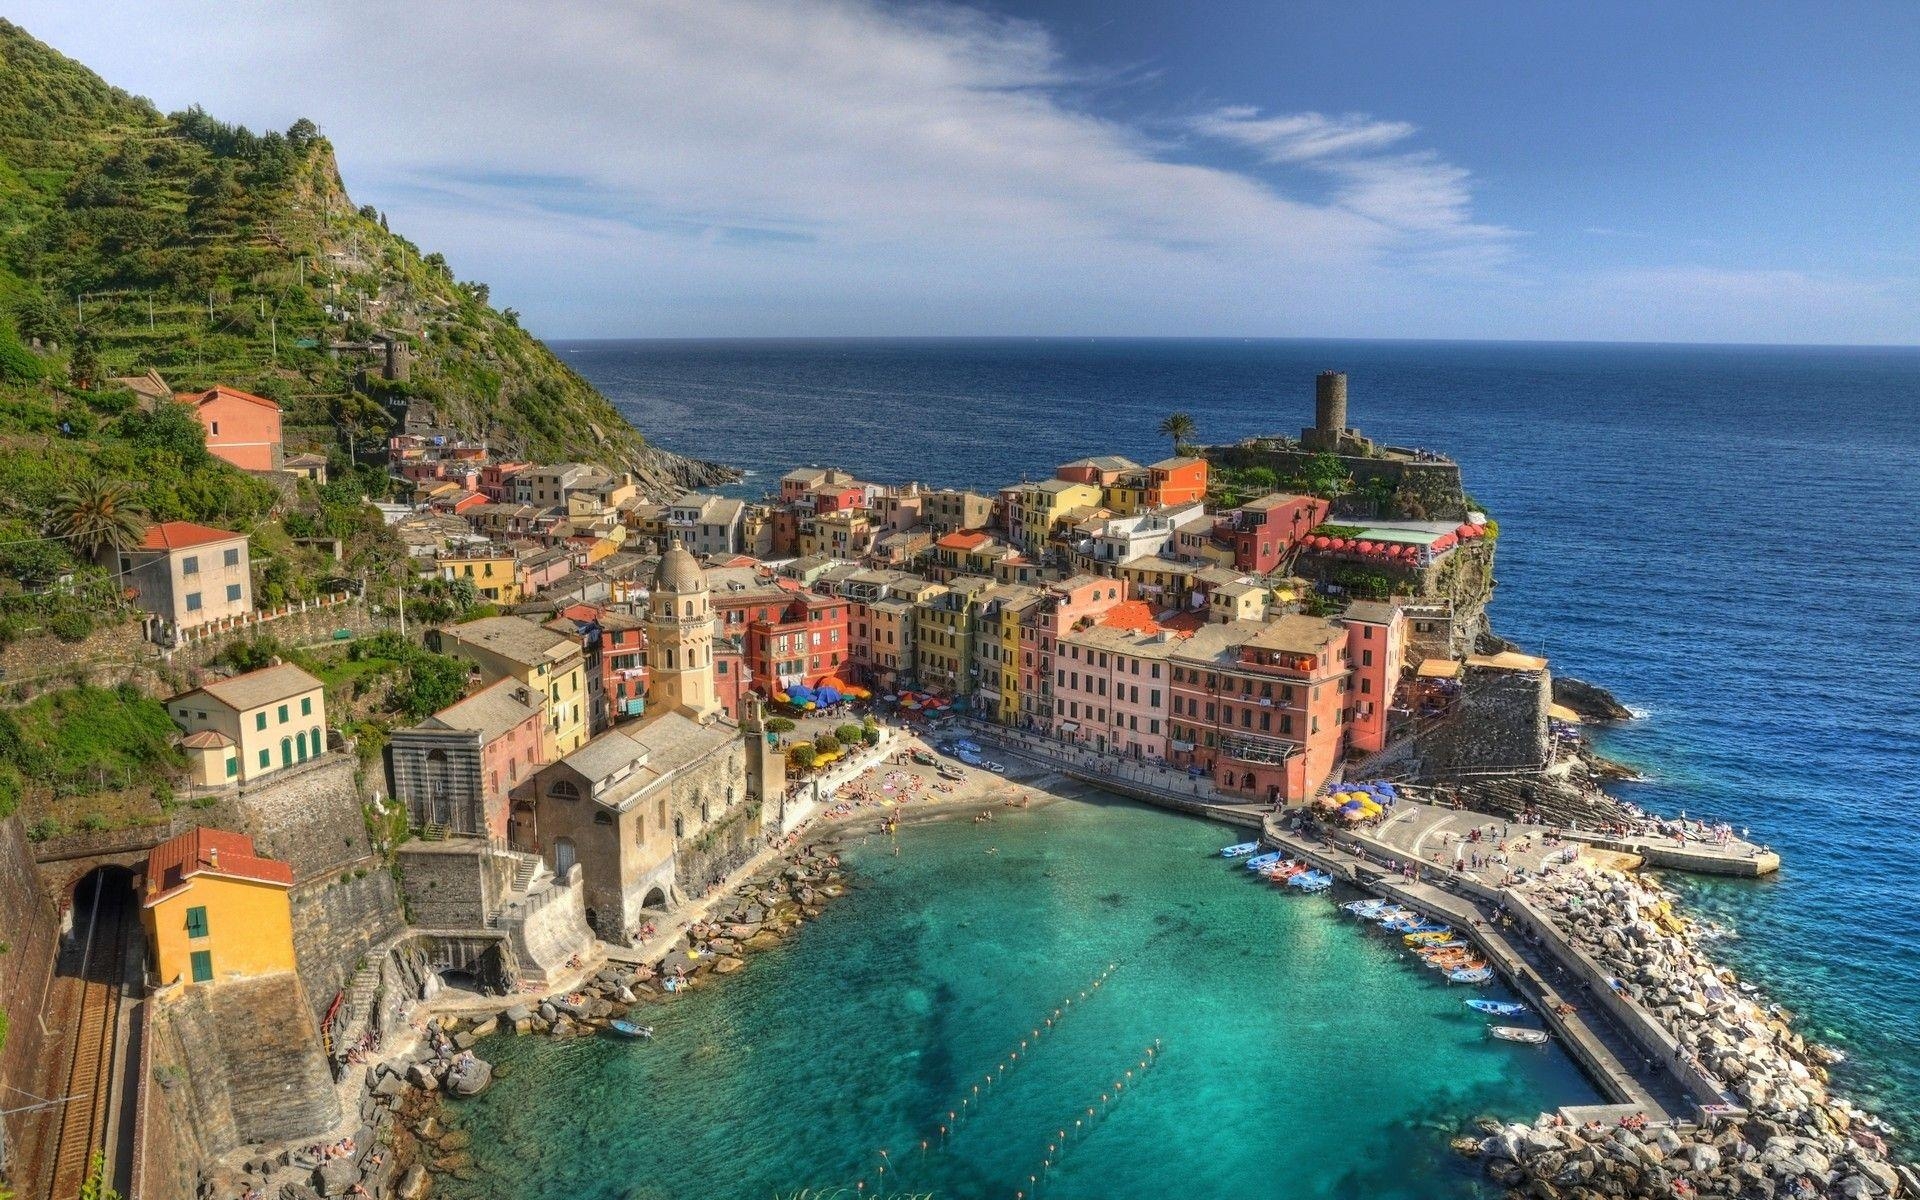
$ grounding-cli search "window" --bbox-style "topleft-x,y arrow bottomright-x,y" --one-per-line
225,755 -> 237,778
209,421 -> 220,436
185,906 -> 209,937
226,584 -> 242,602
182,555 -> 199,575
550,779 -> 581,799
224,547 -> 240,567
185,592 -> 203,612
255,712 -> 267,731
190,950 -> 214,983
259,748 -> 271,768
1362,649 -> 1373,667
300,697 -> 312,716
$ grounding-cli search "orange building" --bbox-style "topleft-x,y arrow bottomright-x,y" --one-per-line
1342,601 -> 1409,755
1147,456 -> 1209,507
177,386 -> 283,471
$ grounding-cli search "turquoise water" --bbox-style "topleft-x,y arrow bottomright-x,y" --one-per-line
437,794 -> 1596,1199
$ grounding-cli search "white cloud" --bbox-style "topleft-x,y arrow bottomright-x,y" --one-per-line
8,1 -> 1911,341
1188,108 -> 1415,163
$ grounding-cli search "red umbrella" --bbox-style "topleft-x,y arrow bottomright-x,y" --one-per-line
1357,541 -> 1375,554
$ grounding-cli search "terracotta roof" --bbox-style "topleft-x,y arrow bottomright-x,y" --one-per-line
1099,600 -> 1164,635
178,384 -> 281,412
138,521 -> 243,552
144,828 -> 292,906
936,530 -> 991,551
179,729 -> 233,749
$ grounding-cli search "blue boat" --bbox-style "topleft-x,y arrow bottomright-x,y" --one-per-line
607,1019 -> 654,1039
1220,842 -> 1259,858
1245,851 -> 1284,871
1466,1000 -> 1528,1017
1287,870 -> 1333,892
1448,966 -> 1495,985
1342,899 -> 1391,917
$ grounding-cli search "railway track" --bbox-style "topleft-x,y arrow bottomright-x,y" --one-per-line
44,873 -> 132,1200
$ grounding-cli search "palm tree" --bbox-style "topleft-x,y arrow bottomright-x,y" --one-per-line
50,477 -> 148,563
1158,411 -> 1197,454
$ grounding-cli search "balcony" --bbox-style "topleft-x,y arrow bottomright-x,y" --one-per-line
1218,731 -> 1299,765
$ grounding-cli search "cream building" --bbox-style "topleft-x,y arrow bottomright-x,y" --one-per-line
170,663 -> 327,785
441,615 -> 590,755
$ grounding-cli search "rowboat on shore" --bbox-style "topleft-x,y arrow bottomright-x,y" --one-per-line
1370,907 -> 1416,925
1490,1026 -> 1549,1045
1264,860 -> 1308,879
1286,870 -> 1332,891
1467,1000 -> 1529,1017
1245,851 -> 1284,871
1343,899 -> 1392,917
1404,929 -> 1455,945
1448,966 -> 1495,985
1221,842 -> 1259,858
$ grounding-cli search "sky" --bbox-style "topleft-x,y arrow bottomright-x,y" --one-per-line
13,1 -> 1920,344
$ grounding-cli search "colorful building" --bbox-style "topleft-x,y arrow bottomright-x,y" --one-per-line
1014,574 -> 1128,732
1167,615 -> 1351,804
140,828 -> 295,987
1146,456 -> 1210,508
1015,479 -> 1102,557
1054,602 -> 1184,760
1342,600 -> 1409,755
1215,493 -> 1330,576
177,385 -> 283,472
388,678 -> 548,841
171,663 -> 327,785
440,616 -> 590,756
438,545 -> 522,604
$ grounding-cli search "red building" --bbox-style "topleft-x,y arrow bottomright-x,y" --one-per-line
1167,614 -> 1351,804
748,592 -> 851,691
550,604 -> 649,732
479,462 -> 531,501
1214,494 -> 1330,575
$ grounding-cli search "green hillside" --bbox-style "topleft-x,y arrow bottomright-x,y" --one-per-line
0,17 -> 729,490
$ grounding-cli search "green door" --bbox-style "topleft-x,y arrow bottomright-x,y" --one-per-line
190,950 -> 213,983
281,737 -> 292,767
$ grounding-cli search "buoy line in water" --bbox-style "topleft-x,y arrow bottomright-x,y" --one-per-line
849,962 -> 1123,1197
1011,1040 -> 1161,1200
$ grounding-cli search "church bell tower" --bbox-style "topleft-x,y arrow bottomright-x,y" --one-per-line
647,544 -> 719,722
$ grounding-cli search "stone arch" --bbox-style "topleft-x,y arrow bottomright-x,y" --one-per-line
642,886 -> 667,910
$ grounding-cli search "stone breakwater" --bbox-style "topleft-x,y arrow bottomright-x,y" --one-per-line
338,843 -> 852,1198
1474,867 -> 1913,1200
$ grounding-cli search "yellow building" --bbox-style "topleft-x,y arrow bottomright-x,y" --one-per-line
171,663 -> 327,785
439,546 -> 523,604
989,586 -> 1041,725
1017,480 -> 1101,556
441,615 -> 590,755
914,576 -> 993,695
1100,468 -> 1153,516
140,828 -> 295,987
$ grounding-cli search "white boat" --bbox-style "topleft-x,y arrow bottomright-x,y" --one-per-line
1342,899 -> 1391,917
1490,1026 -> 1549,1045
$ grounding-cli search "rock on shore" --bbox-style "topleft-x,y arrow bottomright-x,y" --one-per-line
1475,868 -> 1911,1198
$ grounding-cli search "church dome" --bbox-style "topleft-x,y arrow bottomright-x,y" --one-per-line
656,543 -> 704,593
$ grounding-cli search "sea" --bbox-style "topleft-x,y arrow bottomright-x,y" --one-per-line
445,337 -> 1918,1197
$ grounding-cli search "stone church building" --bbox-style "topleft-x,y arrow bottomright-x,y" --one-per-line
525,545 -> 783,942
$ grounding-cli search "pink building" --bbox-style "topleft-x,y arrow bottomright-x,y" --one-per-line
389,677 -> 548,841
1342,600 -> 1408,755
177,386 -> 282,472
1053,602 -> 1184,759
480,462 -> 532,501
1215,494 -> 1329,575
1015,574 -> 1127,732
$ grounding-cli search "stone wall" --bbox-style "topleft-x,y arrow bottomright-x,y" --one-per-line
198,752 -> 373,881
393,842 -> 514,929
0,815 -> 60,1187
673,800 -> 763,901
508,865 -> 594,985
290,863 -> 405,1022
1418,663 -> 1552,777
0,619 -> 170,705
164,594 -> 388,672
144,973 -> 341,1193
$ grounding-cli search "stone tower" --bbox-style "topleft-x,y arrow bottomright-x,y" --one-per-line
647,544 -> 719,722
1301,371 -> 1372,454
740,695 -> 790,826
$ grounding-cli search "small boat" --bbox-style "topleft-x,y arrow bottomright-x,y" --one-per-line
1467,1000 -> 1528,1017
1371,907 -> 1416,926
607,1020 -> 654,1039
1403,929 -> 1455,945
1265,860 -> 1307,879
937,765 -> 966,781
1448,966 -> 1495,985
1245,851 -> 1284,871
1414,939 -> 1468,954
1490,1026 -> 1549,1045
1287,870 -> 1332,890
1221,842 -> 1259,858
1343,899 -> 1391,917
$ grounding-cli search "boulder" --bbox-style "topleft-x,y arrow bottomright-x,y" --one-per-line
395,1164 -> 432,1200
713,956 -> 746,975
446,1055 -> 493,1097
438,1130 -> 472,1152
313,1157 -> 359,1197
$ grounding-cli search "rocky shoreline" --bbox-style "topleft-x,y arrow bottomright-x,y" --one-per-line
1470,867 -> 1913,1199
319,840 -> 856,1199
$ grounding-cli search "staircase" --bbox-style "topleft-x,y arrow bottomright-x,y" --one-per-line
510,852 -> 539,893
420,822 -> 450,841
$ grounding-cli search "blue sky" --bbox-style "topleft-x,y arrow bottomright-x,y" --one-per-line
15,1 -> 1920,343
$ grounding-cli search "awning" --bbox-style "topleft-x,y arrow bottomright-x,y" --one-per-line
1416,658 -> 1463,679
1548,703 -> 1583,725
1058,721 -> 1080,732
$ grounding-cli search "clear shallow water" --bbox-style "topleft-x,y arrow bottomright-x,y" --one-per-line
561,336 -> 1920,1131
438,796 -> 1594,1199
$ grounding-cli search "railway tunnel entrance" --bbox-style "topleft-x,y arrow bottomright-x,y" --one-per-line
36,864 -> 143,1200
